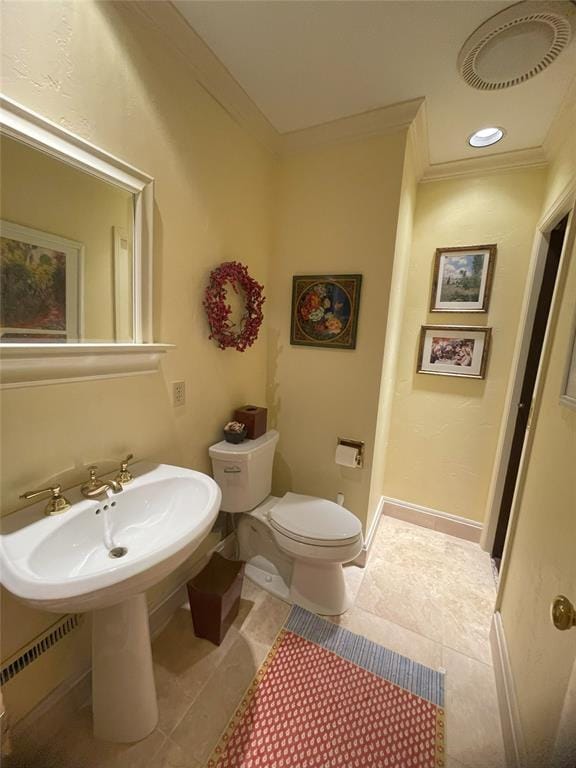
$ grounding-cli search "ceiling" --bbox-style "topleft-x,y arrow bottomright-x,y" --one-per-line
173,0 -> 576,164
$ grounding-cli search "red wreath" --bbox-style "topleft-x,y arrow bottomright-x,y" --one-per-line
203,261 -> 265,351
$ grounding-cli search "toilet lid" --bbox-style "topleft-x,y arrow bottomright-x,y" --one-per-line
269,492 -> 362,544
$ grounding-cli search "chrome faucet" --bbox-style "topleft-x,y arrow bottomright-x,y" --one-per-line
81,466 -> 123,499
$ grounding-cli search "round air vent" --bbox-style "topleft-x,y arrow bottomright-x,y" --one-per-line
458,1 -> 575,90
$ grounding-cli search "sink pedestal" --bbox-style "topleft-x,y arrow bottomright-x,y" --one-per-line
92,593 -> 158,742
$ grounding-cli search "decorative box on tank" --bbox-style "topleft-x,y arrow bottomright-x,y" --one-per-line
233,405 -> 267,440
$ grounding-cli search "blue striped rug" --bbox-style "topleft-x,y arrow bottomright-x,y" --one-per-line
285,603 -> 444,707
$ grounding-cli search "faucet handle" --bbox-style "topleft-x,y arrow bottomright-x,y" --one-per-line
116,454 -> 134,484
20,484 -> 71,516
86,465 -> 100,487
121,454 -> 134,469
82,465 -> 105,493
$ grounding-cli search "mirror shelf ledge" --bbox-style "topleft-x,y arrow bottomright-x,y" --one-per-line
0,343 -> 175,389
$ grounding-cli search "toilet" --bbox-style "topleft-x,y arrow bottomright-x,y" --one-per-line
209,429 -> 363,615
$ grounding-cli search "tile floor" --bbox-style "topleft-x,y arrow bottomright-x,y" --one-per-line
10,516 -> 505,768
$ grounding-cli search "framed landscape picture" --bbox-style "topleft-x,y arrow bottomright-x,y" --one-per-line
290,274 -> 362,349
417,325 -> 491,379
0,220 -> 83,342
430,244 -> 496,313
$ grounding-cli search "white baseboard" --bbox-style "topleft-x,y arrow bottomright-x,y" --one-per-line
382,495 -> 482,543
354,496 -> 385,567
490,611 -> 526,768
11,533 -> 236,746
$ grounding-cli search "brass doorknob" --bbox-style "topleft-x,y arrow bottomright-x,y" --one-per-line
551,595 -> 576,631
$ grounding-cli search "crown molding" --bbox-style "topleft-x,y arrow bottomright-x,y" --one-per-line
543,74 -> 576,161
120,1 -> 556,177
121,1 -> 281,153
280,98 -> 424,154
124,2 -> 423,156
407,100 -> 430,181
421,146 -> 548,183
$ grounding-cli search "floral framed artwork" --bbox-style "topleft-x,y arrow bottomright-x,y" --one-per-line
290,274 -> 362,349
430,244 -> 496,313
0,220 -> 83,342
417,325 -> 491,379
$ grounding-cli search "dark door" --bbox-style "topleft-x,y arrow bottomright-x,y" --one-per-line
492,215 -> 569,566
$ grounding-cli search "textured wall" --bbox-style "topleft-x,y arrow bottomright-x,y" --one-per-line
382,167 -> 546,522
367,129 -> 418,530
0,0 -> 273,721
499,111 -> 576,766
268,131 -> 407,529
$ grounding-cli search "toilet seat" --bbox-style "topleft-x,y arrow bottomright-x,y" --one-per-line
268,492 -> 362,548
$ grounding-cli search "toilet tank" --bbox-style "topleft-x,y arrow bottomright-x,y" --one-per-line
209,429 -> 279,513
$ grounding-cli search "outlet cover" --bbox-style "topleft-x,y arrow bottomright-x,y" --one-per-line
172,381 -> 185,407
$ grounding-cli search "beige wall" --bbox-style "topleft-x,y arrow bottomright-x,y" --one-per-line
0,0 -> 273,721
498,107 -> 576,766
381,167 -> 546,523
268,130 -> 408,529
367,127 -> 418,530
1,135 -> 133,341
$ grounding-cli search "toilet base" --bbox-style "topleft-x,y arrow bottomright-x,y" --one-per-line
237,500 -> 358,617
245,557 -> 290,602
290,559 -> 352,616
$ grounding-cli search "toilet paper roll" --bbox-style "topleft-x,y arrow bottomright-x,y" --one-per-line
335,444 -> 359,468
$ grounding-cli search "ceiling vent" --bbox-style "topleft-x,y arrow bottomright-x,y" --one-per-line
458,1 -> 575,90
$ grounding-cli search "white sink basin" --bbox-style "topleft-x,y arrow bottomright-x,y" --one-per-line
0,461 -> 221,743
0,462 -> 221,613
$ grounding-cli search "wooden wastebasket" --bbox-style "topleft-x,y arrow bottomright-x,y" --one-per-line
186,553 -> 245,645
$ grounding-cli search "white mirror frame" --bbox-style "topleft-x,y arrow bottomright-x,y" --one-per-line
0,95 -> 172,388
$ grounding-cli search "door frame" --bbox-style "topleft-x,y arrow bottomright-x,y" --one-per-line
481,179 -> 576,558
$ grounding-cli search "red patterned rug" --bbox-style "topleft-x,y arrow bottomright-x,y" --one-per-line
207,605 -> 445,768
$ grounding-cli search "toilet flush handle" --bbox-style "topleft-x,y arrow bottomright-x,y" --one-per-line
223,466 -> 242,474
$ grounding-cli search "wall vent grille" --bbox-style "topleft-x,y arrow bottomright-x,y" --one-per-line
0,614 -> 83,686
458,2 -> 575,91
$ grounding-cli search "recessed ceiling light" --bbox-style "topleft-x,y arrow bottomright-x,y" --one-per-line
468,127 -> 505,148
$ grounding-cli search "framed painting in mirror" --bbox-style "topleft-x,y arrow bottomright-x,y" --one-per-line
0,220 -> 83,342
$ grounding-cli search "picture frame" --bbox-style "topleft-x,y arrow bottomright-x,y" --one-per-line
430,244 -> 496,313
1,220 -> 84,341
560,311 -> 576,410
290,274 -> 362,350
417,325 -> 491,379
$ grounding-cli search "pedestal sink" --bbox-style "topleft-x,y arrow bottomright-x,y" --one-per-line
0,462 -> 221,743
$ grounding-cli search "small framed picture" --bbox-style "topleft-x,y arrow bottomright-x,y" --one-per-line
560,314 -> 576,410
1,220 -> 84,341
430,244 -> 496,313
417,325 -> 491,379
290,274 -> 362,350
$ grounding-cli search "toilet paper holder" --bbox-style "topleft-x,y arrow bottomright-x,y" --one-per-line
337,437 -> 365,468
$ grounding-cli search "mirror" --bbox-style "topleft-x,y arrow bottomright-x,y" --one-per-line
1,135 -> 134,343
0,96 -> 168,388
